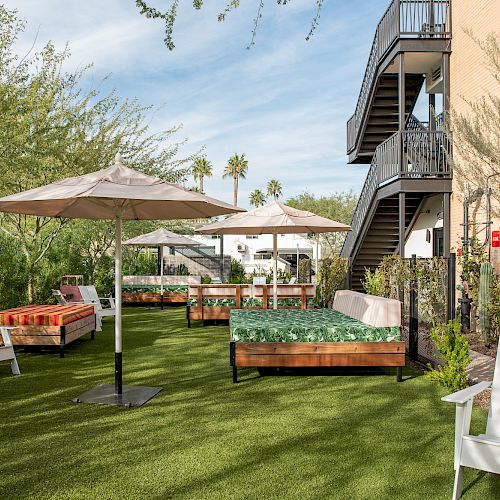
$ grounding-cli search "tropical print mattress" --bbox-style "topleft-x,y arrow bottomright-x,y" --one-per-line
0,304 -> 95,327
230,309 -> 401,343
187,297 -> 316,308
122,285 -> 188,294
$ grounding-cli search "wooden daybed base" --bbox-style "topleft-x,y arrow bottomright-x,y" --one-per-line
229,290 -> 405,383
1,305 -> 97,358
230,341 -> 405,383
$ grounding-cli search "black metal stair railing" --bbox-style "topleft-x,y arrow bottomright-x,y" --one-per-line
346,0 -> 451,154
341,128 -> 451,259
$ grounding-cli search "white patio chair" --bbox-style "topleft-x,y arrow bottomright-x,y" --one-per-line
79,286 -> 115,316
442,341 -> 500,499
0,327 -> 20,375
52,289 -> 69,305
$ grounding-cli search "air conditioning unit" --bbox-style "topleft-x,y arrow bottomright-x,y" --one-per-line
426,64 -> 443,93
237,243 -> 246,253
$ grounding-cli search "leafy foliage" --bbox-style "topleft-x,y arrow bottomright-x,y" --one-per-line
229,258 -> 246,284
315,255 -> 348,308
249,189 -> 267,207
191,157 -> 213,194
363,255 -> 448,326
362,268 -> 388,297
135,0 -> 326,51
223,153 -> 248,207
266,179 -> 282,200
286,191 -> 358,257
448,32 -> 500,215
425,319 -> 471,392
0,7 -> 197,307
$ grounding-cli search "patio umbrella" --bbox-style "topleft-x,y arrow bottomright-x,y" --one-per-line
0,153 -> 243,406
196,200 -> 351,309
123,228 -> 201,307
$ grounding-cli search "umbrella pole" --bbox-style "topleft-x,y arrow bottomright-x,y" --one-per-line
115,215 -> 123,395
273,233 -> 278,310
160,245 -> 164,310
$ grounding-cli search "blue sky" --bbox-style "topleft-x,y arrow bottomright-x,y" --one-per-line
6,0 -> 393,208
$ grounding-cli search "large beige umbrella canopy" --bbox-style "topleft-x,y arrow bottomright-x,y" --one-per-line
123,228 -> 201,303
0,153 -> 243,406
197,200 -> 351,309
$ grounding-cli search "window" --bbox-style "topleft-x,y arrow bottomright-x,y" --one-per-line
207,235 -> 220,240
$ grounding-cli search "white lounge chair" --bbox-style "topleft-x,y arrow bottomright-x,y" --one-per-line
442,341 -> 500,499
0,327 -> 21,375
52,289 -> 70,305
79,285 -> 115,324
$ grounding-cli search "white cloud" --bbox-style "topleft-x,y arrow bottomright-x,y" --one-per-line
4,0 -> 391,209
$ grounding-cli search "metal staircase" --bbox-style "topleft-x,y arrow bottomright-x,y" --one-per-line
341,0 -> 453,291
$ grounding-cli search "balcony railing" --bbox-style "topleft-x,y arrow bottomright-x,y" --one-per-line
341,128 -> 451,259
346,0 -> 451,154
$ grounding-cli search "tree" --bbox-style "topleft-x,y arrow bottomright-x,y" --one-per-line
0,6 -> 196,303
134,0 -> 325,51
223,153 -> 248,207
267,179 -> 282,200
286,191 -> 358,255
448,32 -> 500,215
191,157 -> 213,193
249,189 -> 266,207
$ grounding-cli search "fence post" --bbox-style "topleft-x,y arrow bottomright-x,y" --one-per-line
409,254 -> 418,360
447,252 -> 456,321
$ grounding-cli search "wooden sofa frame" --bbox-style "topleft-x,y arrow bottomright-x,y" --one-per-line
187,283 -> 316,326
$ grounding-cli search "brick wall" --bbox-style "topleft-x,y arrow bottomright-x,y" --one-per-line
449,0 -> 500,273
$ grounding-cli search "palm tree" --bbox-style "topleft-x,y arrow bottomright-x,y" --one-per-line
223,153 -> 248,206
191,158 -> 213,194
249,189 -> 266,207
267,179 -> 282,200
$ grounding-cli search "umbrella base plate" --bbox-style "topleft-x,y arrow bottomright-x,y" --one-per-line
73,384 -> 162,407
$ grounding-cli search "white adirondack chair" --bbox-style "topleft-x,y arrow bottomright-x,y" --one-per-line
0,327 -> 21,375
78,286 -> 114,332
442,342 -> 500,499
52,289 -> 69,305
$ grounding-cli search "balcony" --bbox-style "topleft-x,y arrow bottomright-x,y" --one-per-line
346,0 -> 451,161
341,126 -> 452,288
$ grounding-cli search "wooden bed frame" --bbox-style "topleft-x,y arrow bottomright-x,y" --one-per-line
8,314 -> 97,358
230,341 -> 405,383
187,283 -> 316,325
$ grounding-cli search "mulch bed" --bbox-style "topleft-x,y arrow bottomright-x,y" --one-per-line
464,330 -> 498,357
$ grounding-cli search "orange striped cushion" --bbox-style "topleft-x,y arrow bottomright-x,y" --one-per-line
0,305 -> 94,327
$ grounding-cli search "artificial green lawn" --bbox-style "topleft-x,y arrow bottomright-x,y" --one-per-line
1,308 -> 499,500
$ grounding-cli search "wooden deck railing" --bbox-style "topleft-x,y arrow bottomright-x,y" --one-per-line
346,0 -> 451,153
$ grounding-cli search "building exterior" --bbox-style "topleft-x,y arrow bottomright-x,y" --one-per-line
341,0 -> 500,289
192,233 -> 320,277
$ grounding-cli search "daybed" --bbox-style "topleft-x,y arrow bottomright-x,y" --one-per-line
187,283 -> 316,325
0,304 -> 97,357
230,290 -> 404,382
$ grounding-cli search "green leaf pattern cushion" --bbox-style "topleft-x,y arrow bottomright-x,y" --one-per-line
123,285 -> 188,294
230,309 -> 400,343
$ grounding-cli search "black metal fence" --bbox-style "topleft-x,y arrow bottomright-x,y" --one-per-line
400,253 -> 456,366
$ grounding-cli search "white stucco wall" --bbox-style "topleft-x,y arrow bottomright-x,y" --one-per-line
191,233 -> 320,274
404,195 -> 444,258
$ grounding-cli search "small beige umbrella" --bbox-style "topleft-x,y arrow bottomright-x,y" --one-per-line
0,154 -> 243,406
196,200 -> 351,309
123,228 -> 201,307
